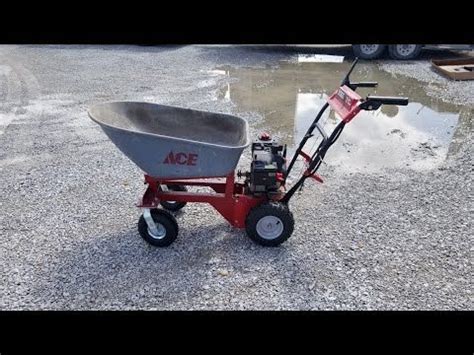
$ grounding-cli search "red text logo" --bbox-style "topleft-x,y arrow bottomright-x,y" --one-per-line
163,151 -> 198,166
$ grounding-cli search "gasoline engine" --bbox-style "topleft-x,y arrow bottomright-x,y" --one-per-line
240,132 -> 287,195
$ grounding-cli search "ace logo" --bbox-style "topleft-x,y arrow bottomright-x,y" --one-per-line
163,151 -> 198,166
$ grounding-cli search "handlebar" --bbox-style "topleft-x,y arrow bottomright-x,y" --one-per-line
340,57 -> 359,86
359,95 -> 409,110
283,57 -> 411,202
341,58 -> 379,91
350,81 -> 378,88
367,95 -> 409,106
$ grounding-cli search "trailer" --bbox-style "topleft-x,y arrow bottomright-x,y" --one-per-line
352,44 -> 474,60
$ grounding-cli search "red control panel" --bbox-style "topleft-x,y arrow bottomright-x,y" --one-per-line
327,85 -> 363,123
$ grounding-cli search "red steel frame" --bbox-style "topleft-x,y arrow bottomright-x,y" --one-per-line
137,172 -> 282,228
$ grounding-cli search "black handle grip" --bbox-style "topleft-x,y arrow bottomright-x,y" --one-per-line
367,95 -> 409,106
351,81 -> 378,88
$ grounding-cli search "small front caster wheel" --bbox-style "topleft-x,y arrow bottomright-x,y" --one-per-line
138,208 -> 178,247
159,185 -> 187,212
245,202 -> 295,247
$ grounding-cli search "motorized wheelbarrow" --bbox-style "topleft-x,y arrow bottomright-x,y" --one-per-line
88,58 -> 409,247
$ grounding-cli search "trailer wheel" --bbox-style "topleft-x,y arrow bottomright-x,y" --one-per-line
245,202 -> 294,247
138,209 -> 178,247
159,185 -> 187,212
352,45 -> 386,60
388,45 -> 422,60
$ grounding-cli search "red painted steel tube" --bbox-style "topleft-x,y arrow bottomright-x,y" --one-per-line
138,172 -> 274,228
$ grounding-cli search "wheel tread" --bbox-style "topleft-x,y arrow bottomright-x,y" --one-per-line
138,208 -> 178,247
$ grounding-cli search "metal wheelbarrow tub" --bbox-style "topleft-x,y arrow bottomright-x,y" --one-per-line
88,102 -> 250,179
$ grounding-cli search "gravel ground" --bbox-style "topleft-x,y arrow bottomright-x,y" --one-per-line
0,45 -> 472,310
379,59 -> 474,107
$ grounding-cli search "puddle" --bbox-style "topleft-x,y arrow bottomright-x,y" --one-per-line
215,60 -> 471,173
297,54 -> 344,63
203,69 -> 228,76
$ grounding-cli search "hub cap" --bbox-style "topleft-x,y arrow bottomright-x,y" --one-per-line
395,45 -> 417,56
256,216 -> 284,240
360,44 -> 380,55
147,222 -> 166,240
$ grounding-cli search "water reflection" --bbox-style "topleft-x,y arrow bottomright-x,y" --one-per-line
215,60 -> 469,172
294,93 -> 458,171
297,54 -> 345,63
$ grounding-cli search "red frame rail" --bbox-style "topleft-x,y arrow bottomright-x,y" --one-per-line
137,173 -> 279,228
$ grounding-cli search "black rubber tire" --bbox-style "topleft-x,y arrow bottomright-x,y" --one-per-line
159,185 -> 187,212
352,44 -> 386,60
138,209 -> 178,247
245,202 -> 295,247
388,45 -> 422,60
